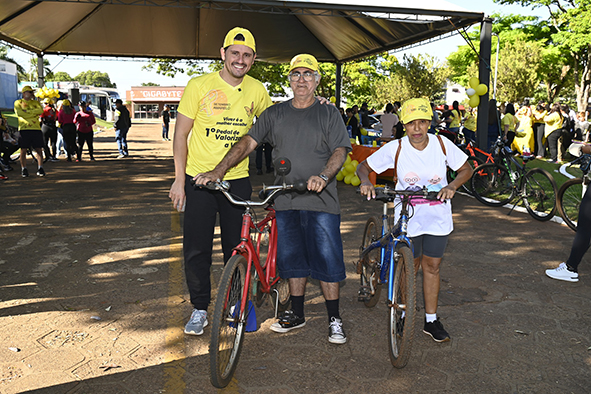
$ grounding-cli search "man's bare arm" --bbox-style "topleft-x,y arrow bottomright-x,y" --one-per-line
308,146 -> 348,192
168,113 -> 194,211
193,135 -> 259,185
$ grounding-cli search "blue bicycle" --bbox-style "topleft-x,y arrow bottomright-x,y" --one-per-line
357,186 -> 438,367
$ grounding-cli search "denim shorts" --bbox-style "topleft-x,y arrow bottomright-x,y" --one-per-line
275,210 -> 346,283
410,234 -> 449,259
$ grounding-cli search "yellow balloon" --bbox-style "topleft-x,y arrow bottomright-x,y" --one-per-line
469,95 -> 480,107
344,155 -> 352,166
351,175 -> 361,187
336,170 -> 345,181
344,173 -> 353,185
350,138 -> 356,145
476,83 -> 488,96
360,128 -> 368,136
351,160 -> 359,168
330,96 -> 336,103
345,163 -> 356,174
469,77 -> 480,89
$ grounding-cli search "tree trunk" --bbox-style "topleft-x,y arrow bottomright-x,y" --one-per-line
575,46 -> 591,112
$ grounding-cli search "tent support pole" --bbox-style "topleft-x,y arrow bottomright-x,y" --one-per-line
476,17 -> 492,152
335,62 -> 342,108
37,53 -> 45,88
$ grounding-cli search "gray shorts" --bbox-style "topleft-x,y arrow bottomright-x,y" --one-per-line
410,234 -> 449,259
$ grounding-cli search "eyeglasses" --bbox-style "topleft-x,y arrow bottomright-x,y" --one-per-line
289,71 -> 317,82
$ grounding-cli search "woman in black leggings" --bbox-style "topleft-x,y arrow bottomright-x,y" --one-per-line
546,146 -> 591,282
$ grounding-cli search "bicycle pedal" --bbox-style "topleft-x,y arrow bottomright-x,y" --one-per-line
358,295 -> 370,302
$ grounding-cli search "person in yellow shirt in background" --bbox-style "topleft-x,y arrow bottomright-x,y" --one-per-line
532,102 -> 547,158
544,103 -> 563,163
462,106 -> 477,143
449,100 -> 461,135
501,103 -> 518,147
14,85 -> 46,177
513,99 -> 534,154
168,27 -> 273,336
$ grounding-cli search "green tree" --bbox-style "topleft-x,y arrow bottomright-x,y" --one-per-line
47,71 -> 73,82
496,38 -> 543,103
496,0 -> 591,110
373,54 -> 449,105
141,82 -> 160,86
23,57 -> 53,82
75,70 -> 116,88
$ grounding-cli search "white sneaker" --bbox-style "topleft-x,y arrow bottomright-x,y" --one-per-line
545,263 -> 579,282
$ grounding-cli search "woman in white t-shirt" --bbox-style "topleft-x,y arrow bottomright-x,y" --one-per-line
357,97 -> 472,343
379,103 -> 399,141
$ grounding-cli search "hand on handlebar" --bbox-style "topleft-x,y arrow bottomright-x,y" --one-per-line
192,169 -> 225,189
359,182 -> 376,200
437,185 -> 456,202
307,175 -> 327,193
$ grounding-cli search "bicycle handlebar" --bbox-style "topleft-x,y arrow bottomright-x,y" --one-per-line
194,179 -> 308,207
373,186 -> 440,202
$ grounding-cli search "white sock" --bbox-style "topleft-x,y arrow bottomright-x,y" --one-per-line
425,313 -> 437,323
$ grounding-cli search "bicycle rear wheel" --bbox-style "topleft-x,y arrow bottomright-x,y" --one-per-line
448,155 -> 483,195
388,244 -> 416,368
210,255 -> 249,388
471,163 -> 514,207
522,168 -> 558,221
359,216 -> 382,308
557,178 -> 584,231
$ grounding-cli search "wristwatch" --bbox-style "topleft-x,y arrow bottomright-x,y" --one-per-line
318,174 -> 329,183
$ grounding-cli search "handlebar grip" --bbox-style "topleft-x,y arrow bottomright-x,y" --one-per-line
425,191 -> 440,200
293,180 -> 308,192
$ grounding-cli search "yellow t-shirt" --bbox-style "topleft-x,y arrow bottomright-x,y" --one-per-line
543,112 -> 562,137
178,72 -> 273,179
464,112 -> 476,131
501,113 -> 515,132
14,99 -> 43,131
450,109 -> 461,128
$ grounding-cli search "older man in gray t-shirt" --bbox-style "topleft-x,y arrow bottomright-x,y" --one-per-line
194,54 -> 351,345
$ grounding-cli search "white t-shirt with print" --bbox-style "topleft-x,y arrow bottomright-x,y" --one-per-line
366,134 -> 468,237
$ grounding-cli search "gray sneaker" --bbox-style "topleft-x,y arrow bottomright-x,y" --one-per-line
328,317 -> 347,344
184,309 -> 208,335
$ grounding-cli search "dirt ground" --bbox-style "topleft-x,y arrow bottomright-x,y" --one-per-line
0,123 -> 590,393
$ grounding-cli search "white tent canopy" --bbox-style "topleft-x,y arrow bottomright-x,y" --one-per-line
0,0 -> 484,63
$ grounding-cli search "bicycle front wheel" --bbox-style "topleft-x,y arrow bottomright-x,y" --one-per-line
522,168 -> 558,221
557,178 -> 584,231
388,244 -> 416,368
359,216 -> 382,308
471,163 -> 514,207
209,255 -> 249,388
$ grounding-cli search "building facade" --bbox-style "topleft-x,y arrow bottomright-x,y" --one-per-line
126,86 -> 184,120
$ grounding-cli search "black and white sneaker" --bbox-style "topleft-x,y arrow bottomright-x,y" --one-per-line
423,319 -> 450,342
270,310 -> 306,333
36,167 -> 46,177
545,262 -> 579,282
328,317 -> 347,344
21,168 -> 29,178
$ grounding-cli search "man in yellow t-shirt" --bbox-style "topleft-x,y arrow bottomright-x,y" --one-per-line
168,27 -> 273,336
14,85 -> 46,177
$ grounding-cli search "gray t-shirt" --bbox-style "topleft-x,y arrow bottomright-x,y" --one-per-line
248,99 -> 351,214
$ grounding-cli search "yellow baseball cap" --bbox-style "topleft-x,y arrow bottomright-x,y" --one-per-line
289,54 -> 319,73
223,27 -> 256,53
62,99 -> 71,106
22,85 -> 34,93
400,98 -> 433,124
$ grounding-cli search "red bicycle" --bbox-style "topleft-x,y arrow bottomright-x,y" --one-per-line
203,159 -> 306,388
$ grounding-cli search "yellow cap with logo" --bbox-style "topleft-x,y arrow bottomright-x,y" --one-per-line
289,54 -> 319,73
223,27 -> 256,53
400,98 -> 433,124
22,85 -> 34,93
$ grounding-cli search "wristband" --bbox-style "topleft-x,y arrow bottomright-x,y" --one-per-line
318,174 -> 329,183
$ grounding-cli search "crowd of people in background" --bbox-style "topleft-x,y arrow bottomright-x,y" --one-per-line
0,87 -> 141,181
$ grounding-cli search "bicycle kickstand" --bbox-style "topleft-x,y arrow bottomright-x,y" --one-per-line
272,288 -> 280,318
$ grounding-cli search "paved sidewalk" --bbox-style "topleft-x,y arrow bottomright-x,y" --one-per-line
1,124 -> 590,393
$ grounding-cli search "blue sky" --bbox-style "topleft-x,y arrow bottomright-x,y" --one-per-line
6,0 -> 547,97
